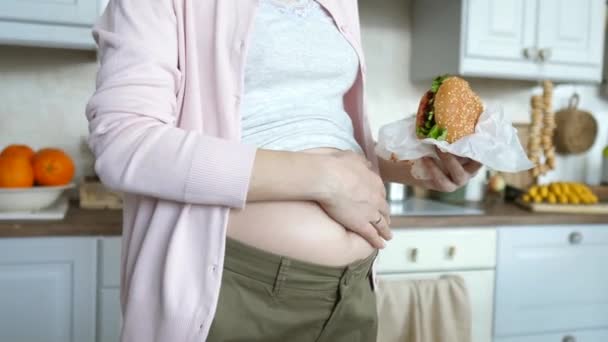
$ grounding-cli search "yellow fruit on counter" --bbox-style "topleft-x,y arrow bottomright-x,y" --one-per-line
540,186 -> 549,198
528,186 -> 539,197
525,182 -> 599,205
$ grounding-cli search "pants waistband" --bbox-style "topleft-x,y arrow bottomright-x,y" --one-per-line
224,237 -> 377,292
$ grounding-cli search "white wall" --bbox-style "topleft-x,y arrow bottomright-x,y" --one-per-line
0,0 -> 606,185
0,46 -> 98,182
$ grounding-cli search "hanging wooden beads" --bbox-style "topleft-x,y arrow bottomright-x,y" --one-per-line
528,80 -> 556,182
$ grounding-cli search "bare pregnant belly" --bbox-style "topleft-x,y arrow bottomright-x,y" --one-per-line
227,148 -> 376,267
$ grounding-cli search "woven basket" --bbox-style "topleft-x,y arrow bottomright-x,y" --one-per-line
554,94 -> 598,154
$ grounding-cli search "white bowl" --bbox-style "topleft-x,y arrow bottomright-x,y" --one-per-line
0,183 -> 75,212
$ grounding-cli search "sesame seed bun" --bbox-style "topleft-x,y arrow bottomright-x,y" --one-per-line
434,77 -> 483,143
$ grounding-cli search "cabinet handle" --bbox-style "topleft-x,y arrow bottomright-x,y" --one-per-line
569,232 -> 583,245
522,47 -> 537,60
409,248 -> 418,262
538,48 -> 552,62
447,246 -> 457,259
562,335 -> 576,342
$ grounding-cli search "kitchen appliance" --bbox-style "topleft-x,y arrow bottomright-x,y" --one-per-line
390,198 -> 484,216
385,182 -> 408,202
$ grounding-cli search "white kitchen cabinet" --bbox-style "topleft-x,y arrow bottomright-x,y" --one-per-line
494,225 -> 608,339
0,0 -> 107,50
465,0 -> 536,62
0,237 -> 97,342
376,228 -> 497,342
380,270 -> 496,342
411,0 -> 606,82
97,238 -> 121,342
537,0 -> 604,66
375,228 -> 497,273
98,288 -> 120,342
495,329 -> 608,342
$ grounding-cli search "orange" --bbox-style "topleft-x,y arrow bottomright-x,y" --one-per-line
32,148 -> 75,186
0,155 -> 35,188
0,144 -> 35,162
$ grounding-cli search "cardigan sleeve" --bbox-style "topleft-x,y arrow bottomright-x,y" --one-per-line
85,0 -> 257,209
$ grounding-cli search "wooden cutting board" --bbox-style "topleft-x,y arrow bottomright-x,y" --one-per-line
0,195 -> 69,220
517,199 -> 608,214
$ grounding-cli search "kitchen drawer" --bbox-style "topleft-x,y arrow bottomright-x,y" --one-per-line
495,225 -> 608,337
376,229 -> 496,273
99,238 -> 121,288
495,328 -> 608,342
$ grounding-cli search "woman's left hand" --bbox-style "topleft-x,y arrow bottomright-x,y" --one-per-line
379,148 -> 483,192
420,150 -> 482,192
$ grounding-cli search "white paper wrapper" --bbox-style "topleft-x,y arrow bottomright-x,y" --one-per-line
376,105 -> 534,174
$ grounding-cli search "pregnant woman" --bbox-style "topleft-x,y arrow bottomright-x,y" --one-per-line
85,0 -> 481,341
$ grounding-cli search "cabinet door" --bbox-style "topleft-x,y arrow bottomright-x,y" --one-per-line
378,270 -> 495,342
537,0 -> 605,66
494,225 -> 608,337
98,238 -> 121,342
0,0 -> 98,27
0,238 -> 97,342
99,288 -> 120,342
495,328 -> 608,342
465,0 -> 537,61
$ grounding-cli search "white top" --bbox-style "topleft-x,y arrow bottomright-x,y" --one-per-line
240,0 -> 363,153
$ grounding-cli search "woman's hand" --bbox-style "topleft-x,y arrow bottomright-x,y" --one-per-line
379,148 -> 482,192
417,151 -> 482,191
317,151 -> 392,249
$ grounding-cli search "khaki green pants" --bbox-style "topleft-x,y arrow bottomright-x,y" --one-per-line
207,238 -> 378,342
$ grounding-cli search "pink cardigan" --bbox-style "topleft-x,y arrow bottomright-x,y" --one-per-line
86,0 -> 377,341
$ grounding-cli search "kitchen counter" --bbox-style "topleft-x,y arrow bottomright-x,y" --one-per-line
0,201 -> 606,237
390,202 -> 608,228
0,201 -> 122,237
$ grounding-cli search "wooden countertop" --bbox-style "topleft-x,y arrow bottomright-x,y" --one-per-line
0,201 -> 606,238
390,202 -> 608,228
0,201 -> 122,237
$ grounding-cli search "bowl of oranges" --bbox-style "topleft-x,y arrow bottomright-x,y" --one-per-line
0,144 -> 75,212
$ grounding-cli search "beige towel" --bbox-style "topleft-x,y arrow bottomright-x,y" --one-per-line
376,275 -> 471,342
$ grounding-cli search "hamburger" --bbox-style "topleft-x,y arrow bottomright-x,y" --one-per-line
416,75 -> 483,143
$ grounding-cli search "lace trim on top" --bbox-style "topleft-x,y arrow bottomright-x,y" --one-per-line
265,0 -> 318,18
